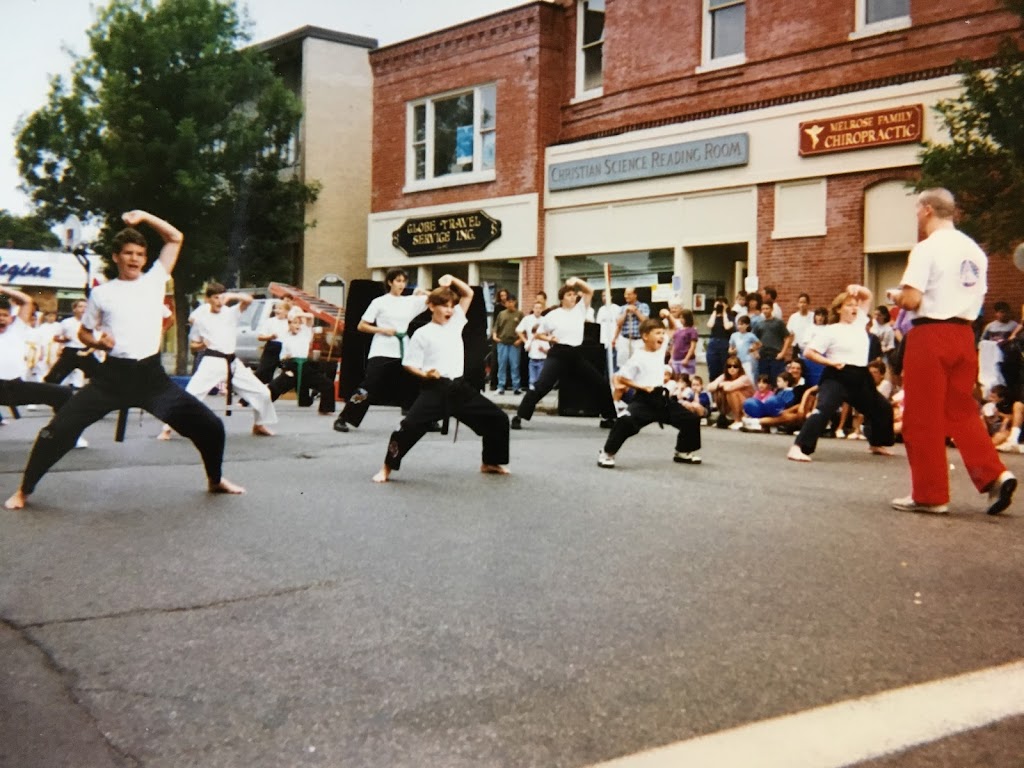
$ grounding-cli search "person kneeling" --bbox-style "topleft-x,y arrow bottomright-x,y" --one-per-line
598,319 -> 705,468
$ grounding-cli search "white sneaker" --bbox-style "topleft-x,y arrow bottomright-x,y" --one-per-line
891,495 -> 948,514
728,420 -> 744,431
75,436 -> 89,449
614,400 -> 629,416
996,441 -> 1021,453
986,471 -> 1017,515
673,451 -> 702,465
597,450 -> 616,468
835,429 -> 846,439
742,416 -> 761,432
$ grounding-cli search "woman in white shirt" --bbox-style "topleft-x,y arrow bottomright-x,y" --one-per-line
787,285 -> 895,462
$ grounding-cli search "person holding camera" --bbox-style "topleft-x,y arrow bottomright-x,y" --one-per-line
705,296 -> 735,382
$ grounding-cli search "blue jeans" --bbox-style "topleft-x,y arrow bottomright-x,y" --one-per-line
497,343 -> 521,390
528,359 -> 545,389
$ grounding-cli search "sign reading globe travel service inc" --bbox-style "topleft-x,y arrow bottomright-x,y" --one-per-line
548,133 -> 749,191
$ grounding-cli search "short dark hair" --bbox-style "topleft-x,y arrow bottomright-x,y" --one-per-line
777,371 -> 795,387
639,318 -> 663,336
557,284 -> 576,300
427,287 -> 457,306
763,287 -> 778,301
757,373 -> 773,386
994,301 -> 1011,313
205,282 -> 226,297
504,294 -> 517,304
798,292 -> 811,302
746,294 -> 762,309
0,297 -> 11,312
111,227 -> 146,254
868,358 -> 887,376
385,268 -> 408,286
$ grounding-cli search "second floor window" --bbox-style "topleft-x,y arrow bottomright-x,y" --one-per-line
408,84 -> 496,187
576,0 -> 604,97
865,0 -> 909,25
708,0 -> 745,61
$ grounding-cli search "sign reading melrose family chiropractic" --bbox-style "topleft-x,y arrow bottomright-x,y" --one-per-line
549,133 -> 749,191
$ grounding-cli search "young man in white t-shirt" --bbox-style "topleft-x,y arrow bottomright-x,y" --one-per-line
511,277 -> 616,430
44,299 -> 100,386
334,268 -> 427,433
158,282 -> 277,440
5,210 -> 244,511
598,319 -> 706,468
372,275 -> 509,483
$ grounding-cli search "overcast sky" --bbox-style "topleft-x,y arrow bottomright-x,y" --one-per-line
3,0 -> 536,216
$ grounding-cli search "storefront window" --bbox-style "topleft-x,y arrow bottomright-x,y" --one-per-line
558,249 -> 674,311
407,84 -> 496,188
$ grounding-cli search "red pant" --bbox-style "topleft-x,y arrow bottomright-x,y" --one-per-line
902,323 -> 1004,505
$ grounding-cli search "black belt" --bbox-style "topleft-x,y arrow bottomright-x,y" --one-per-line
911,317 -> 972,326
203,350 -> 236,415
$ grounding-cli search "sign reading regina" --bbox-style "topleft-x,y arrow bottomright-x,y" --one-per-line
392,210 -> 502,257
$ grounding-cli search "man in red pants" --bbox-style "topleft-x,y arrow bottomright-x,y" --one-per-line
887,188 -> 1016,515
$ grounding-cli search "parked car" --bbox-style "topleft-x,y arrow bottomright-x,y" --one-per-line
235,298 -> 275,368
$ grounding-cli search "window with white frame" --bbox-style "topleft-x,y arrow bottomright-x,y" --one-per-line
851,0 -> 910,38
575,0 -> 605,97
701,0 -> 745,70
407,84 -> 496,188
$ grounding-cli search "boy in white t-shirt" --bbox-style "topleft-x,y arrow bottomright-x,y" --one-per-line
372,275 -> 509,483
598,319 -> 706,468
515,300 -> 549,390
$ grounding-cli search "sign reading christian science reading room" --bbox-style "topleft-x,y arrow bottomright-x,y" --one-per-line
392,210 -> 501,257
548,133 -> 750,191
799,105 -> 923,156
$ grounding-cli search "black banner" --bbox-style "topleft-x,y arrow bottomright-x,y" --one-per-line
392,210 -> 501,257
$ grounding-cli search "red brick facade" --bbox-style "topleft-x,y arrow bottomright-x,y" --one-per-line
369,0 -> 1024,315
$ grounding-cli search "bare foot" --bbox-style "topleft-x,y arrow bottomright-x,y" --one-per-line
4,490 -> 27,510
209,478 -> 245,494
372,466 -> 391,483
157,427 -> 173,441
481,464 -> 510,475
252,424 -> 274,437
787,445 -> 812,463
869,446 -> 895,456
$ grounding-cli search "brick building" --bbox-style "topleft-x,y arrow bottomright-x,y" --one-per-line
367,0 -> 1023,322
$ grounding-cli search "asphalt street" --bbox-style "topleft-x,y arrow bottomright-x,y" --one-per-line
1,396 -> 1022,767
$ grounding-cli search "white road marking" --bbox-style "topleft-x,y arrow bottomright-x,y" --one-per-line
587,660 -> 1024,768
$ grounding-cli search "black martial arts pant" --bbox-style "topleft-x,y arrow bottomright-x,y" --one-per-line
794,365 -> 894,456
43,348 -> 100,385
268,360 -> 336,413
338,356 -> 417,427
17,354 -> 226,495
516,344 -> 615,421
255,341 -> 282,384
603,389 -> 702,455
384,377 -> 509,471
0,378 -> 73,413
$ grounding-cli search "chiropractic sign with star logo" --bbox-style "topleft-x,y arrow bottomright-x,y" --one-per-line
798,105 -> 923,156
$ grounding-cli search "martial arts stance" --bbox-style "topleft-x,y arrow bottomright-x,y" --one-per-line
334,268 -> 426,433
44,299 -> 100,386
372,275 -> 509,483
158,283 -> 276,439
598,319 -> 705,468
510,277 -> 616,430
888,187 -> 1016,514
4,210 -> 244,510
0,285 -> 74,414
786,285 -> 895,463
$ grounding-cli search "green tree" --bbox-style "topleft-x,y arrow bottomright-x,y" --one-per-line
0,210 -> 61,250
16,0 -> 318,371
917,10 -> 1024,252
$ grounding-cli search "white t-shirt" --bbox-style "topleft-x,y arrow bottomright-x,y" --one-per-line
280,327 -> 312,360
82,261 -> 170,360
0,317 -> 29,379
617,347 -> 666,389
595,303 -> 620,346
258,315 -> 289,341
191,304 -> 240,354
516,313 -> 550,360
786,311 -> 815,349
58,316 -> 85,349
806,310 -> 871,367
900,228 -> 987,321
362,293 -> 428,359
540,300 -> 587,347
403,306 -> 467,380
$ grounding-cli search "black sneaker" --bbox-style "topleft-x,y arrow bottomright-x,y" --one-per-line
599,417 -> 616,429
513,389 -> 522,395
333,419 -> 349,433
987,471 -> 1017,515
510,416 -> 522,430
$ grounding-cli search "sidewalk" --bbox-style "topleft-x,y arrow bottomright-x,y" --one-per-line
481,386 -> 558,415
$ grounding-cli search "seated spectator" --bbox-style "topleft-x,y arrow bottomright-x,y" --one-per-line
706,355 -> 754,429
985,384 -> 1024,453
690,375 -> 713,425
742,372 -> 796,428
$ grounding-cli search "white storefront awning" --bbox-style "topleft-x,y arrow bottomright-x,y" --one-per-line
0,248 -> 105,290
